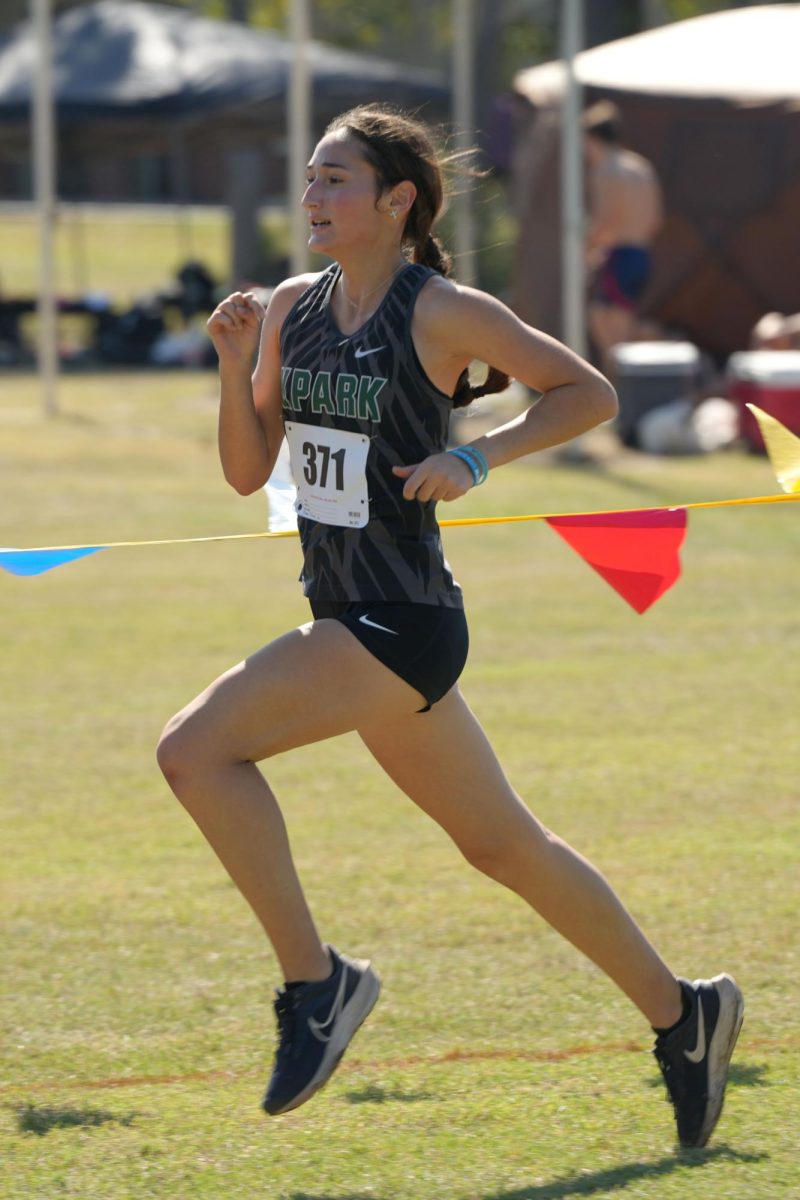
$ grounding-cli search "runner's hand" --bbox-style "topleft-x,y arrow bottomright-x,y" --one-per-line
207,292 -> 266,364
393,452 -> 474,502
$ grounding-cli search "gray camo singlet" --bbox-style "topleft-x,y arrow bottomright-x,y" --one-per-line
279,262 -> 463,608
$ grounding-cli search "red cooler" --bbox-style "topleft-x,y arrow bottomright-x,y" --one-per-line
727,351 -> 800,451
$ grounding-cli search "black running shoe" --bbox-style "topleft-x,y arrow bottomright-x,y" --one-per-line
653,973 -> 744,1148
262,945 -> 380,1116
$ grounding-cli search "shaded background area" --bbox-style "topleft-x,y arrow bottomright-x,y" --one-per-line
3,1 -> 800,373
0,0 -> 449,207
511,6 -> 800,360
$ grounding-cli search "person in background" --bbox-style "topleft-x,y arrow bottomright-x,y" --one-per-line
583,101 -> 663,376
749,311 -> 800,351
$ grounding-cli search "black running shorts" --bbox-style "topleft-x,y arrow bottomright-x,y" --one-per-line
309,599 -> 469,712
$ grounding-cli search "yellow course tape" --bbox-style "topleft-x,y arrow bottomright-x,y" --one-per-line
13,491 -> 800,554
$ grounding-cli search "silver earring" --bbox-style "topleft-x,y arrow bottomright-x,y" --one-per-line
390,208 -> 398,220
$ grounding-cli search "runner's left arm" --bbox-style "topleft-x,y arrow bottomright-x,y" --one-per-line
394,285 -> 617,503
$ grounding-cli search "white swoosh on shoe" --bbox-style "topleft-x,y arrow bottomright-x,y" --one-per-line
684,1002 -> 706,1063
358,613 -> 399,635
308,969 -> 348,1044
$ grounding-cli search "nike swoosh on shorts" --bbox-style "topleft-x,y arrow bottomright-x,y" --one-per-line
358,613 -> 399,635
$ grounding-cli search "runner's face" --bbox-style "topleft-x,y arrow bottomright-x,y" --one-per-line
302,133 -> 388,255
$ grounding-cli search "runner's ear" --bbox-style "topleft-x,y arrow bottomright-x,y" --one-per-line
385,181 -> 416,219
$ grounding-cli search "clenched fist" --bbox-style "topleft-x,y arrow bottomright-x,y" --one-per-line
207,291 -> 266,365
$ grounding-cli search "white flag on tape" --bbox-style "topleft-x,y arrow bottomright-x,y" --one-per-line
264,438 -> 299,531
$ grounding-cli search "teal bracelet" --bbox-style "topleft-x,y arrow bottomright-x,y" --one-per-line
447,445 -> 489,486
447,447 -> 481,485
449,445 -> 489,485
462,445 -> 489,483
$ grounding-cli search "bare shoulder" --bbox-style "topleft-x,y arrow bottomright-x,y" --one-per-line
416,274 -> 511,326
254,272 -> 322,389
415,275 -> 518,343
265,271 -> 323,327
415,272 -> 612,397
414,270 -> 460,316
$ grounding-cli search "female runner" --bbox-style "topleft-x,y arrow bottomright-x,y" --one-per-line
157,105 -> 742,1146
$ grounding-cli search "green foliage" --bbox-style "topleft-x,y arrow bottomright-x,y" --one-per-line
475,182 -> 518,298
0,0 -> 547,79
664,0 -> 797,17
1,373 -> 799,1198
202,0 -> 285,25
498,14 -> 557,80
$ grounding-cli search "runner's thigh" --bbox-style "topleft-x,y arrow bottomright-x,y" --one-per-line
358,686 -> 537,848
166,618 -> 427,763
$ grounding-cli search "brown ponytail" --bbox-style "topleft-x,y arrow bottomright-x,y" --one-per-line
453,365 -> 511,409
325,105 -> 511,408
415,231 -> 452,276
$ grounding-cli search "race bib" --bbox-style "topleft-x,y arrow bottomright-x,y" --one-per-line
284,421 -> 370,528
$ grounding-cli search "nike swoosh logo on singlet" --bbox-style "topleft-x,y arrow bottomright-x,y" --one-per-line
358,613 -> 399,635
354,346 -> 387,358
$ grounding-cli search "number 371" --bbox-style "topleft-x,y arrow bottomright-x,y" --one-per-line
301,441 -> 345,491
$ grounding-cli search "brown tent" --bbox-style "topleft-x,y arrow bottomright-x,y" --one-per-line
511,4 -> 800,361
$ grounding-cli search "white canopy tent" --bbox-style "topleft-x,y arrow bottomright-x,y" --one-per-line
516,3 -> 800,105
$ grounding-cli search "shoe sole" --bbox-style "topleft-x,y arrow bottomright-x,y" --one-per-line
266,959 -> 381,1116
694,972 -> 745,1147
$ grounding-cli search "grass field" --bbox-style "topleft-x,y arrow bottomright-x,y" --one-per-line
1,371 -> 798,1199
0,205 -> 235,303
0,197 -> 515,313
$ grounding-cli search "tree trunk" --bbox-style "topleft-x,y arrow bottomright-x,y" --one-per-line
225,0 -> 250,24
227,148 -> 263,286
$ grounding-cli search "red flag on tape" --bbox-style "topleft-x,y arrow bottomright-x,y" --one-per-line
545,508 -> 688,614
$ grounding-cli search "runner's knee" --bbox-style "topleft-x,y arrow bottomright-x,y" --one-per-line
457,818 -> 553,888
156,706 -> 220,790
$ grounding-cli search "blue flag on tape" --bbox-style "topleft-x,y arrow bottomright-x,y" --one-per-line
0,546 -> 106,576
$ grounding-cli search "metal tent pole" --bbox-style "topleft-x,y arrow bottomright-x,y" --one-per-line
288,0 -> 311,276
32,0 -> 58,416
559,0 -> 586,356
452,0 -> 477,284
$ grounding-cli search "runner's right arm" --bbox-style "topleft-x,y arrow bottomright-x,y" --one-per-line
210,277 -> 313,495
